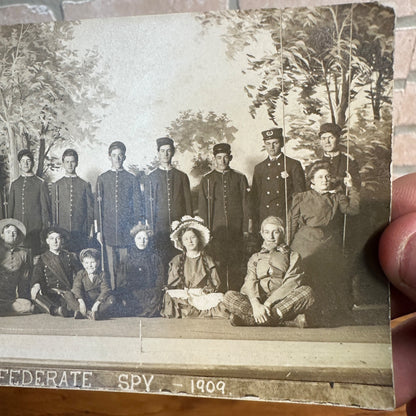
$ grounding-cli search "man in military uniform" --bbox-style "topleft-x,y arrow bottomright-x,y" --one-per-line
51,149 -> 94,253
0,219 -> 34,316
251,128 -> 305,236
145,137 -> 192,265
31,227 -> 81,317
96,141 -> 143,290
198,143 -> 250,291
9,149 -> 51,254
318,123 -> 361,190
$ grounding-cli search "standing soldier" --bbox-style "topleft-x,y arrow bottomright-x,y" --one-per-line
251,128 -> 305,237
96,141 -> 143,290
318,123 -> 361,190
145,137 -> 192,265
9,149 -> 51,254
51,149 -> 94,252
198,143 -> 250,291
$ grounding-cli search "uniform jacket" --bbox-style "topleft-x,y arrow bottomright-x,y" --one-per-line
9,175 -> 51,234
51,176 -> 94,235
72,270 -> 111,308
251,155 -> 305,230
145,167 -> 192,235
0,243 -> 31,303
320,152 -> 361,190
96,169 -> 143,247
198,168 -> 250,236
241,244 -> 304,305
31,250 -> 81,294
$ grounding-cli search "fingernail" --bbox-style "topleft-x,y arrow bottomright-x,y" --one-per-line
399,233 -> 416,289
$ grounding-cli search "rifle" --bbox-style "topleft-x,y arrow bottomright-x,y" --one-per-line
207,178 -> 211,231
3,185 -> 8,218
96,181 -> 105,272
54,185 -> 59,226
149,180 -> 154,234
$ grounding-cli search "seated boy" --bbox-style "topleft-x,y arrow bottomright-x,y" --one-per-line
222,216 -> 314,327
72,248 -> 116,320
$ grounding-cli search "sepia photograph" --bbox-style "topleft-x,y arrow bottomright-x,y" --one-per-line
0,2 -> 394,409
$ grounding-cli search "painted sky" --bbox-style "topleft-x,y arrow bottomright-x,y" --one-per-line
54,11 -> 310,187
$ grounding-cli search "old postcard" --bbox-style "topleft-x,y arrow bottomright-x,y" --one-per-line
0,3 -> 394,409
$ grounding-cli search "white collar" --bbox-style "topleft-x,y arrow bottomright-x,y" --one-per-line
159,165 -> 173,171
186,252 -> 201,259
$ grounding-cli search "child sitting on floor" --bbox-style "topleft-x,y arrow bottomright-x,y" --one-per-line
72,248 -> 116,320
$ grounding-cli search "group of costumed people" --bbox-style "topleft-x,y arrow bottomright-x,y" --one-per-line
0,122 -> 361,327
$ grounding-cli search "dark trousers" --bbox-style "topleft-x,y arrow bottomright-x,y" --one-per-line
34,290 -> 79,315
104,245 -> 128,290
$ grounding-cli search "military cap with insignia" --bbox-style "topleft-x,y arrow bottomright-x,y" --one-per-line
261,128 -> 283,142
213,143 -> 231,155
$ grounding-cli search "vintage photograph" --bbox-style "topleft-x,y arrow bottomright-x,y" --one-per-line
0,3 -> 394,409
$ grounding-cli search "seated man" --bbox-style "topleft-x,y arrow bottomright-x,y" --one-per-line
222,216 -> 314,327
0,219 -> 33,316
31,227 -> 81,317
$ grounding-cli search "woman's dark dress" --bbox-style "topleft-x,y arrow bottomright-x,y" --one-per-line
289,187 -> 359,326
118,247 -> 165,317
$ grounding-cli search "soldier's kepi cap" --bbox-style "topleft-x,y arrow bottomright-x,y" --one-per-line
262,128 -> 283,141
213,143 -> 231,155
108,141 -> 126,155
319,123 -> 343,138
156,137 -> 175,150
0,218 -> 26,238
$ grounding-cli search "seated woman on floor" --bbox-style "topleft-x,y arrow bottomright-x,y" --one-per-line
116,224 -> 164,317
289,161 -> 360,326
161,216 -> 227,319
222,216 -> 314,327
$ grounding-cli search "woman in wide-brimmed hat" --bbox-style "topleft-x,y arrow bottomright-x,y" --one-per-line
161,216 -> 227,319
116,223 -> 165,317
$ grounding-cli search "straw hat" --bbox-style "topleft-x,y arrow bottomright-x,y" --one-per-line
0,218 -> 26,244
170,216 -> 211,252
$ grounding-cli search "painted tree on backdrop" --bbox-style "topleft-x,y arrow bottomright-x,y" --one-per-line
166,110 -> 238,178
196,4 -> 394,197
0,22 -> 114,182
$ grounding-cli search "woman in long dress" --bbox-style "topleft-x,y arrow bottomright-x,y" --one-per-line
161,216 -> 227,319
289,161 -> 359,326
117,224 -> 165,317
